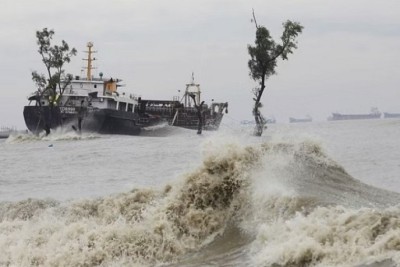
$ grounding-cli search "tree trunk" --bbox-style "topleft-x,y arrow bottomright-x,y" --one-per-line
44,102 -> 55,136
196,101 -> 205,135
253,101 -> 265,136
189,94 -> 204,135
253,74 -> 266,136
77,100 -> 85,133
197,114 -> 203,134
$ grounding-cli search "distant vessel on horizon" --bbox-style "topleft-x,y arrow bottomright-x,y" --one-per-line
266,117 -> 277,124
383,112 -> 400,119
289,115 -> 312,123
240,116 -> 276,125
328,108 -> 381,121
0,126 -> 17,139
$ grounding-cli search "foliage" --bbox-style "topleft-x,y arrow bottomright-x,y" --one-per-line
248,20 -> 304,78
248,20 -> 303,98
32,28 -> 77,101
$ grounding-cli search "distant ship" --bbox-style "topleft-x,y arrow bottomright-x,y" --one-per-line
266,117 -> 276,124
289,116 -> 312,123
0,126 -> 16,139
383,112 -> 400,119
328,108 -> 381,121
240,116 -> 276,125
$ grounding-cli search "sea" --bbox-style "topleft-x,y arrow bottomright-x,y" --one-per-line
1,118 -> 400,267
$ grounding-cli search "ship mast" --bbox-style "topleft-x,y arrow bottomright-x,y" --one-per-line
83,42 -> 96,80
184,72 -> 201,107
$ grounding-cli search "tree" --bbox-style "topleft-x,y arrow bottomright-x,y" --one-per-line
31,28 -> 77,134
32,28 -> 77,104
248,10 -> 303,136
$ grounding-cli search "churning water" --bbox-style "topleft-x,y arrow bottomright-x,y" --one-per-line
1,119 -> 400,267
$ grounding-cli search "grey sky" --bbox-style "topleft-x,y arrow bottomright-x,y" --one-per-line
1,0 -> 399,128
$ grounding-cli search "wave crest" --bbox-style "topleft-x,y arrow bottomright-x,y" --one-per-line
1,139 -> 400,266
0,141 -> 262,266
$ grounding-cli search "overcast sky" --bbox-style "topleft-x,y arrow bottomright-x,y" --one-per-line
1,0 -> 399,128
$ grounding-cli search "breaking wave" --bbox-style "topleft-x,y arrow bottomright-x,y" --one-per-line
1,140 -> 400,266
142,122 -> 169,131
6,128 -> 99,144
141,123 -> 198,137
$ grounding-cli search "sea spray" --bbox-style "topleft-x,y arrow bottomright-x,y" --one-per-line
233,140 -> 400,267
2,139 -> 400,266
163,144 -> 261,242
251,205 -> 400,267
0,199 -> 59,221
5,129 -> 99,144
237,141 -> 329,235
0,141 -> 264,266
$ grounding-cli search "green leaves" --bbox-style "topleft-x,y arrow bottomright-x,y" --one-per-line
279,20 -> 303,60
248,20 -> 303,82
31,28 -> 77,98
36,28 -> 54,55
31,71 -> 46,92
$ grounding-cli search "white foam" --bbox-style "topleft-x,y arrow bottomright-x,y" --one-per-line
5,128 -> 99,144
1,138 -> 399,266
0,140 -> 262,266
251,205 -> 400,267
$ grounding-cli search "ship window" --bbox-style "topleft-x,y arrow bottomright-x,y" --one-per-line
108,101 -> 116,109
128,103 -> 133,112
119,102 -> 127,111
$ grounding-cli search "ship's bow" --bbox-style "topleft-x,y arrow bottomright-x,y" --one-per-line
23,106 -> 62,134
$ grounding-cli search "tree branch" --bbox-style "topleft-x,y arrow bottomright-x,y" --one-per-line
252,8 -> 259,29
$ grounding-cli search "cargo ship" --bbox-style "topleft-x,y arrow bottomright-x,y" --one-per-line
23,43 -> 227,135
241,116 -> 276,125
328,108 -> 381,121
383,112 -> 400,119
0,126 -> 17,139
289,116 -> 312,123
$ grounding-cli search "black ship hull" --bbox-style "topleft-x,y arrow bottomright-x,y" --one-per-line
137,101 -> 226,131
23,106 -> 151,135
